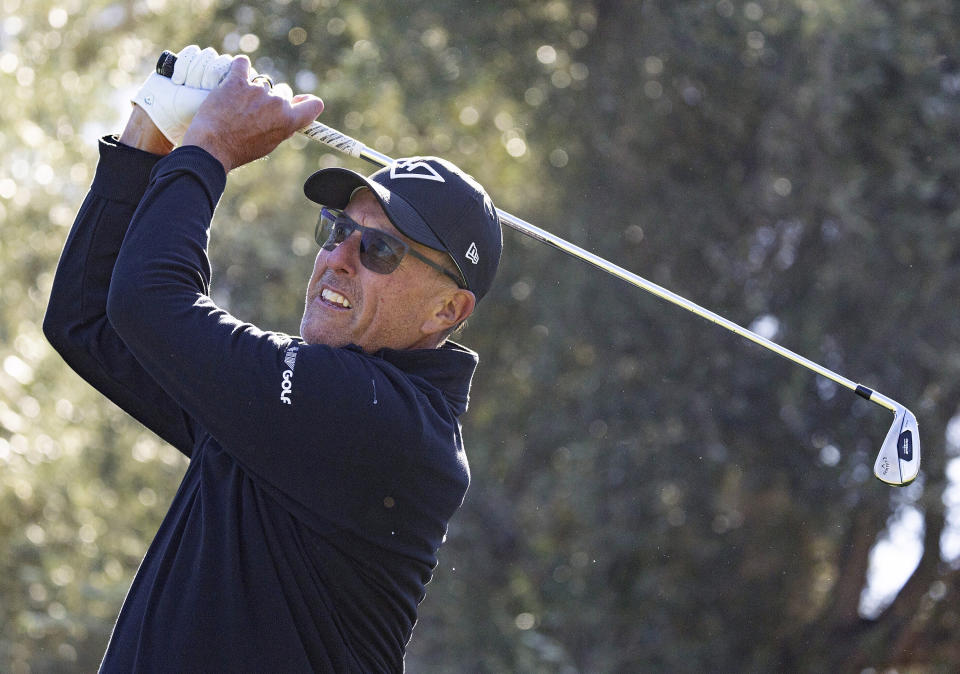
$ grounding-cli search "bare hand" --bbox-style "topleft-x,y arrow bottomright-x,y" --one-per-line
181,56 -> 324,172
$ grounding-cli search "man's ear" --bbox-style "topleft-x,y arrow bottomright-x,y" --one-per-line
421,288 -> 476,336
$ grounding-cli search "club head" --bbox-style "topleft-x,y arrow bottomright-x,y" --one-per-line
873,406 -> 920,486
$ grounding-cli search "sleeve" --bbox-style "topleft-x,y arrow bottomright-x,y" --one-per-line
43,136 -> 198,455
105,146 -> 443,528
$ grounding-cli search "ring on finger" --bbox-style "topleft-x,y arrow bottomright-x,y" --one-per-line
251,74 -> 274,89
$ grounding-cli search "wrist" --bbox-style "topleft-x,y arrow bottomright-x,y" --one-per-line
119,104 -> 174,156
181,124 -> 234,173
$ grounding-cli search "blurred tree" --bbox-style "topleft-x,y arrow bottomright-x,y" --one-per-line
2,0 -> 959,671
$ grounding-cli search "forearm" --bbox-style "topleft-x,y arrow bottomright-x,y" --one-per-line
107,146 -> 224,336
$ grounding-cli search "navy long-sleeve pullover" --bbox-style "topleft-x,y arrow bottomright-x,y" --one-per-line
43,137 -> 476,672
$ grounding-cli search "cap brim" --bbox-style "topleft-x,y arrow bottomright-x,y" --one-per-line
303,168 -> 446,251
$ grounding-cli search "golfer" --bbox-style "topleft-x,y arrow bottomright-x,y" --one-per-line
43,48 -> 502,672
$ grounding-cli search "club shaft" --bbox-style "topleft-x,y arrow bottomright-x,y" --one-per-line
151,50 -> 901,415
297,121 -> 898,413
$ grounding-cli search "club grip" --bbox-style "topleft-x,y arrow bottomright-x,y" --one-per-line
151,49 -> 370,161
156,50 -> 176,78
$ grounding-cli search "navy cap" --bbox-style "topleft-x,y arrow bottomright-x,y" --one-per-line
303,157 -> 503,301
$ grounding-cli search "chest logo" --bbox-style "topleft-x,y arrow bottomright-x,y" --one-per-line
280,345 -> 299,405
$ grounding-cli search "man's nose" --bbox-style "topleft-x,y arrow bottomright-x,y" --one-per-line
324,231 -> 363,272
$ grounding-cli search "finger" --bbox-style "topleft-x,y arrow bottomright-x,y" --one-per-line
185,47 -> 219,88
203,53 -> 233,89
171,45 -> 200,85
224,55 -> 251,84
289,95 -> 325,127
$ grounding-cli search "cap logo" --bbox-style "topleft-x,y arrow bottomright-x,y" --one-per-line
465,242 -> 480,264
390,159 -> 446,183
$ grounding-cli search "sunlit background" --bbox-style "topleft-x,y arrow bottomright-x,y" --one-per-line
3,0 -> 960,671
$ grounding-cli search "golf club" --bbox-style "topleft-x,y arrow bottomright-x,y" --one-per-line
155,51 -> 921,487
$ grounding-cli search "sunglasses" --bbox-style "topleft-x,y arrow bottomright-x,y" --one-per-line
315,207 -> 466,288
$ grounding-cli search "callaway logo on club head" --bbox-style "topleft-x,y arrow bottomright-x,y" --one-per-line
898,430 -> 913,461
389,159 -> 446,182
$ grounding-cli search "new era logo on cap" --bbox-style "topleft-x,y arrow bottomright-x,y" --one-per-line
466,242 -> 479,265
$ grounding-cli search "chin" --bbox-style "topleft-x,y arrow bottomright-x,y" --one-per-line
301,328 -> 334,347
300,318 -> 325,346
300,320 -> 347,348
299,317 -> 312,343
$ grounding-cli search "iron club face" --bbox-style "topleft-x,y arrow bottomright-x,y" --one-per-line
872,405 -> 921,486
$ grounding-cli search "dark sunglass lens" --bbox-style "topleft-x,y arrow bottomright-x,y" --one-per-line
317,213 -> 355,250
360,231 -> 404,273
331,220 -> 353,244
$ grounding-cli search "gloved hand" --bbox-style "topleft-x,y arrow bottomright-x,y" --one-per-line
132,45 -> 234,146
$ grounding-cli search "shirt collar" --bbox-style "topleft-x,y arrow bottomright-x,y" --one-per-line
371,341 -> 478,416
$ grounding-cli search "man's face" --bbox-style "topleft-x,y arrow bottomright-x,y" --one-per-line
300,189 -> 466,352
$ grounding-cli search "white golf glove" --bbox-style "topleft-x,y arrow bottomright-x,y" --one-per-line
132,45 -> 234,145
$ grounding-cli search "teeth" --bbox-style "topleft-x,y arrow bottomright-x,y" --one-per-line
321,288 -> 351,308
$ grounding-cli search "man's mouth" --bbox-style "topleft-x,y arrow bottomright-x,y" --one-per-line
320,287 -> 352,309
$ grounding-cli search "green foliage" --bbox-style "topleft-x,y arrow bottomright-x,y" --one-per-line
3,0 -> 960,670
